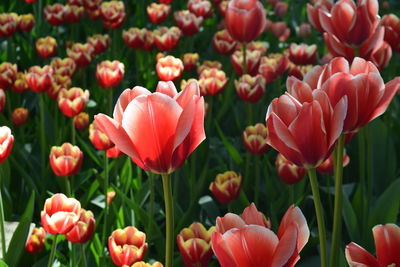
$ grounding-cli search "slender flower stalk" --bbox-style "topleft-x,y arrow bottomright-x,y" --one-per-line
0,186 -> 6,258
162,174 -> 174,267
47,234 -> 58,267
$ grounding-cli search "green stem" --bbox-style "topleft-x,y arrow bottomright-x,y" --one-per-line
39,94 -> 46,178
161,174 -> 174,267
307,168 -> 328,267
81,244 -> 87,267
0,188 -> 6,258
101,152 -> 109,259
108,89 -> 113,116
254,155 -> 260,204
47,234 -> 58,267
358,130 -> 367,232
365,127 -> 373,208
71,119 -> 76,145
242,43 -> 247,75
246,103 -> 253,126
330,135 -> 345,267
147,173 -> 155,236
65,178 -> 72,197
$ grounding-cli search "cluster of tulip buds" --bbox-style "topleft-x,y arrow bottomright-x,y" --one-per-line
0,12 -> 34,38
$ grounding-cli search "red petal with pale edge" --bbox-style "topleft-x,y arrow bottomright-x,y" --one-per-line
345,242 -> 379,267
373,224 -> 400,266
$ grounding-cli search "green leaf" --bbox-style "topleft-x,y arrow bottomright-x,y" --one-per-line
0,260 -> 8,267
214,122 -> 243,165
342,188 -> 360,242
4,192 -> 35,267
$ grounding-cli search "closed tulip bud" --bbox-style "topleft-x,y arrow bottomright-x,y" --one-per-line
258,54 -> 289,83
67,43 -> 94,67
0,13 -> 18,38
224,0 -> 267,43
65,209 -> 96,243
51,57 -> 76,77
381,14 -> 400,53
199,68 -> 228,96
156,55 -> 184,81
270,21 -> 291,41
57,87 -> 89,117
370,41 -> 392,70
209,171 -> 242,204
65,4 -> 84,23
12,108 -> 29,126
126,262 -> 163,267
174,10 -> 203,36
26,65 -> 54,93
235,74 -> 265,103
298,23 -> 312,38
100,1 -> 126,29
188,0 -> 212,18
73,112 -> 89,130
231,49 -> 261,76
212,30 -> 237,55
276,153 -> 306,184
317,151 -> 350,174
197,60 -> 222,75
0,89 -> 5,113
177,222 -> 215,267
25,227 -> 46,254
0,126 -> 14,163
274,1 -> 288,17
242,123 -> 269,154
306,0 -> 333,33
0,62 -> 18,89
41,193 -> 81,234
153,26 -> 182,51
44,4 -> 66,26
96,60 -> 125,88
36,36 -> 58,59
123,28 -> 154,50
12,72 -> 29,93
87,34 -> 110,54
182,53 -> 199,71
49,143 -> 83,177
147,3 -> 171,24
107,191 -> 116,205
108,226 -> 148,266
89,121 -> 114,150
288,43 -> 317,66
18,14 -> 35,32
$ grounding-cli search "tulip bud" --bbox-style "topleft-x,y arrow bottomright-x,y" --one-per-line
147,3 -> 171,24
67,43 -> 94,67
96,60 -> 125,88
107,191 -> 116,205
65,209 -> 96,243
44,4 -> 66,26
0,90 -> 5,113
12,72 -> 29,93
0,126 -> 13,163
26,65 -> 54,93
100,1 -> 126,29
212,30 -> 237,55
51,57 -> 76,77
177,222 -> 215,267
108,226 -> 148,266
182,53 -> 199,71
73,112 -> 89,130
231,49 -> 262,76
188,0 -> 212,18
48,74 -> 72,99
242,123 -> 269,154
0,13 -> 18,38
156,55 -> 184,81
370,41 -> 392,70
218,1 -> 229,16
258,54 -> 289,83
87,34 -> 110,54
209,171 -> 242,204
57,87 -> 90,118
18,14 -> 35,32
25,227 -> 46,254
0,62 -> 18,89
270,21 -> 291,42
174,10 -> 203,36
317,151 -> 350,174
89,121 -> 114,150
298,23 -> 312,38
12,108 -> 29,126
197,60 -> 222,75
49,143 -> 83,177
235,74 -> 265,103
36,36 -> 58,59
123,28 -> 154,50
153,26 -> 182,51
274,1 -> 288,17
275,153 -> 306,184
41,193 -> 81,234
64,4 -> 84,23
127,262 -> 163,267
198,68 -> 228,96
288,43 -> 318,66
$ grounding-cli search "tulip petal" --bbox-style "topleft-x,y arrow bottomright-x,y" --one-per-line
368,77 -> 400,123
271,222 -> 298,267
373,224 -> 400,266
241,203 -> 267,227
216,213 -> 246,234
345,242 -> 379,267
175,80 -> 200,107
211,231 -> 238,267
156,81 -> 178,98
113,87 -> 151,123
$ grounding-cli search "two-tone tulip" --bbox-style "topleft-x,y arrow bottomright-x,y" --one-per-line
44,4 -> 66,26
197,60 -> 222,75
275,153 -> 306,184
235,74 -> 265,103
67,43 -> 94,67
87,34 -> 110,54
25,227 -> 46,254
174,10 -> 203,36
123,28 -> 154,50
306,0 -> 333,33
231,49 -> 261,76
147,3 -> 171,24
198,68 -> 228,96
209,171 -> 242,204
242,123 -> 269,154
89,121 -> 114,150
381,14 -> 400,53
212,30 -> 237,55
51,57 -> 76,77
36,36 -> 58,59
74,112 -> 89,130
258,54 -> 289,83
0,126 -> 14,163
288,43 -> 317,66
49,143 -> 83,177
182,53 -> 199,71
317,151 -> 350,174
18,14 -> 35,32
65,209 -> 95,243
153,26 -> 182,51
96,60 -> 125,88
0,13 -> 18,38
100,1 -> 126,28
0,62 -> 18,89
64,4 -> 84,23
188,0 -> 212,18
57,87 -> 89,117
26,65 -> 54,93
12,72 -> 29,93
156,55 -> 184,81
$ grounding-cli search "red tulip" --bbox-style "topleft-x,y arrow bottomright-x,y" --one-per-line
57,87 -> 89,118
306,0 -> 333,33
209,171 -> 242,204
74,112 -> 89,130
0,62 -> 18,89
0,13 -> 19,38
266,90 -> 347,168
287,63 -> 314,81
94,81 -> 205,174
48,74 -> 72,99
231,49 -> 261,76
65,4 -> 84,23
174,10 -> 203,36
123,28 -> 154,50
153,26 -> 182,51
36,36 -> 57,59
83,0 -> 101,10
158,0 -> 172,4
275,153 -> 306,184
258,54 -> 289,83
108,226 -> 148,266
25,227 -> 46,254
51,57 -> 76,77
87,34 -> 110,54
242,123 -> 269,154
198,68 -> 228,96
107,146 -> 123,158
26,65 -> 54,93
298,23 -> 312,38
218,1 -> 229,17
177,222 -> 215,267
41,193 -> 81,235
49,143 -> 83,177
107,191 -> 116,205
147,3 -> 171,24
127,262 -> 163,267
197,60 -> 222,75
274,1 -> 288,17
44,4 -> 66,26
0,90 -> 5,113
381,14 -> 400,53
89,121 -> 114,150
370,41 -> 392,70
11,108 -> 29,126
346,224 -> 400,267
65,209 -> 95,243
318,0 -> 379,46
269,21 -> 291,42
18,14 -> 35,32
212,30 -> 237,55
182,53 -> 199,71
0,126 -> 14,163
156,55 -> 184,81
188,0 -> 212,18
224,0 -> 267,43
96,60 -> 125,88
67,43 -> 94,67
317,150 -> 350,174
212,203 -> 309,267
100,1 -> 126,28
235,74 -> 265,103
288,43 -> 317,66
